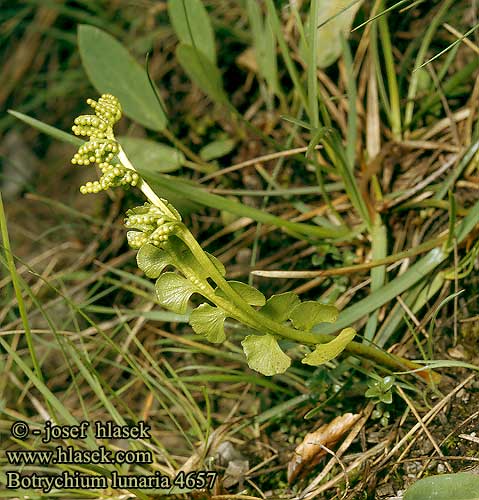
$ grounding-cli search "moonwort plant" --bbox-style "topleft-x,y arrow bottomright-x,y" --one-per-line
72,94 -> 437,379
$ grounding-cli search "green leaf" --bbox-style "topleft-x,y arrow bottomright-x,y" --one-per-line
176,43 -> 227,105
119,137 -> 184,173
241,334 -> 291,376
313,247 -> 451,336
246,0 -> 280,96
381,376 -> 395,391
155,272 -> 196,313
78,25 -> 168,131
206,252 -> 226,276
260,292 -> 301,322
379,391 -> 393,404
137,244 -> 174,278
141,171 -> 351,240
265,0 -> 308,111
8,110 -> 83,147
199,138 -> 236,161
364,387 -> 378,399
314,0 -> 363,68
167,0 -> 216,64
167,237 -> 215,281
190,303 -> 226,343
261,10 -> 280,94
396,359 -> 479,374
404,472 -> 479,500
302,327 -> 355,366
216,281 -> 266,306
290,301 -> 338,331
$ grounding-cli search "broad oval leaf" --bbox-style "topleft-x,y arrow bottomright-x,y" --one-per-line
176,43 -> 227,105
313,0 -> 363,69
119,137 -> 184,173
78,25 -> 168,131
137,243 -> 175,278
290,301 -> 338,331
260,292 -> 301,323
302,327 -> 355,366
199,138 -> 236,161
242,334 -> 291,376
190,303 -> 226,343
404,472 -> 479,500
168,0 -> 216,64
155,272 -> 196,314
216,281 -> 266,306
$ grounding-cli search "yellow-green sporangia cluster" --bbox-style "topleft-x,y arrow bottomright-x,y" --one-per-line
71,94 -> 139,193
124,202 -> 182,249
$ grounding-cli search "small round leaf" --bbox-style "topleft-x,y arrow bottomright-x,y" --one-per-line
290,301 -> 339,331
155,272 -> 196,314
190,303 -> 226,343
260,292 -> 301,323
302,327 -> 355,366
137,244 -> 174,278
216,281 -> 266,307
241,334 -> 291,376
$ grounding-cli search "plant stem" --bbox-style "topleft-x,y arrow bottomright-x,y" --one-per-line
163,239 -> 252,326
118,148 -> 178,220
122,148 -> 440,382
179,226 -> 437,381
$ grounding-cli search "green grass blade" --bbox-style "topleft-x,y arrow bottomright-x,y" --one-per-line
369,18 -> 392,123
378,8 -> 401,139
414,21 -> 479,71
0,193 -> 43,385
314,247 -> 447,334
434,140 -> 479,202
315,196 -> 479,334
265,0 -> 309,114
0,335 -> 77,425
352,0 -> 415,32
307,0 -> 320,128
341,35 -> 357,169
141,171 -> 350,240
375,280 -> 428,348
246,0 -> 282,98
404,0 -> 455,130
364,216 -> 387,342
414,58 -> 479,124
319,128 -> 371,228
8,110 -> 83,146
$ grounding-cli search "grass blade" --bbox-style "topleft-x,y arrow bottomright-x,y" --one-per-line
404,0 -> 455,130
8,110 -> 82,146
142,171 -> 351,240
316,196 -> 479,334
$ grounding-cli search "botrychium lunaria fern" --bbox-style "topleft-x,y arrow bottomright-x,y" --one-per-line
70,94 -> 433,378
